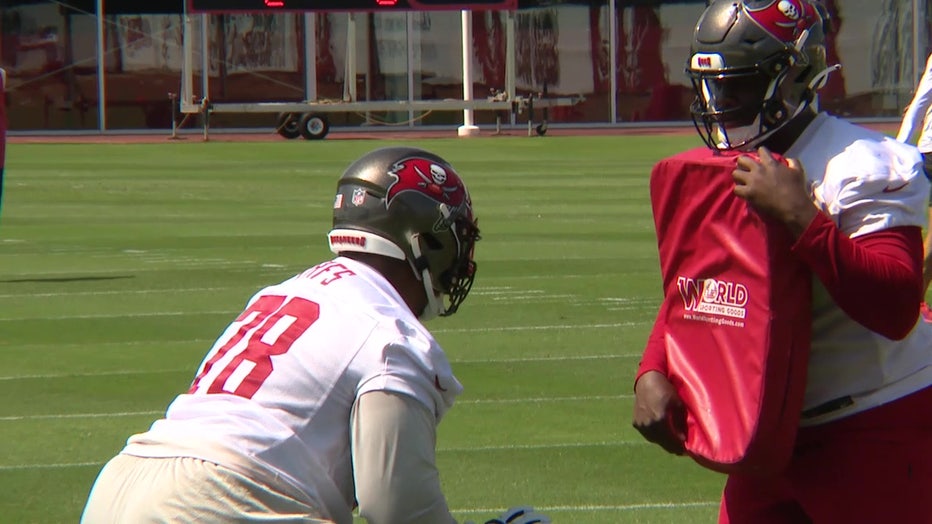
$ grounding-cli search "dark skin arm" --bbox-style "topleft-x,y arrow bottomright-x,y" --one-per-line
632,298 -> 686,455
632,371 -> 686,455
734,147 -> 922,338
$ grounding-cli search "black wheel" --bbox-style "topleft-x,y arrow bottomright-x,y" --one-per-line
276,112 -> 301,139
299,113 -> 330,140
535,122 -> 548,136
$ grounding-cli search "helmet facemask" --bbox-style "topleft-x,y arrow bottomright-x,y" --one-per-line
689,53 -> 794,151
412,214 -> 480,320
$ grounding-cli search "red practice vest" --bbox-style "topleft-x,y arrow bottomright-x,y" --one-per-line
649,147 -> 812,475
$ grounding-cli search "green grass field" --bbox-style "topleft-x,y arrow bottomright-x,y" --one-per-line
0,135 -> 727,523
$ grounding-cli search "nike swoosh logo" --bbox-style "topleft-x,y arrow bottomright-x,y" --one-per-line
434,375 -> 448,392
883,182 -> 909,193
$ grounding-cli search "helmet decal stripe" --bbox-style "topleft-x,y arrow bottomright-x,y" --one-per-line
387,157 -> 468,209
744,0 -> 817,44
328,229 -> 406,260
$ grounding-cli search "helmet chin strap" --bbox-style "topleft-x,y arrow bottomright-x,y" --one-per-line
713,120 -> 763,150
409,233 -> 444,321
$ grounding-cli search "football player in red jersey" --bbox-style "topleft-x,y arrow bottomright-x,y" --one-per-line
81,147 -> 548,524
633,1 -> 932,522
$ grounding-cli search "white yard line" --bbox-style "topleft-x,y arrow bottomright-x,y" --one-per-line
459,395 -> 633,404
0,395 -> 632,421
434,322 -> 645,334
453,354 -> 638,364
0,310 -> 642,327
457,501 -> 718,514
0,458 -> 717,514
441,440 -> 646,452
0,354 -> 639,381
0,369 -> 189,381
0,287 -> 233,299
0,411 -> 163,421
0,441 -> 651,471
0,310 -> 240,321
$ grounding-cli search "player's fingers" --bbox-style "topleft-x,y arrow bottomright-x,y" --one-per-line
658,433 -> 687,455
636,419 -> 686,455
633,420 -> 664,443
732,168 -> 750,188
756,146 -> 777,165
732,183 -> 750,201
785,157 -> 803,172
734,154 -> 758,171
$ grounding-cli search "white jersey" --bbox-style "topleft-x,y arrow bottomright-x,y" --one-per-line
789,113 -> 932,425
121,256 -> 463,523
897,52 -> 932,153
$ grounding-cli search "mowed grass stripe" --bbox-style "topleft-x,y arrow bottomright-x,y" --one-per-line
0,355 -> 641,382
0,394 -> 638,421
0,360 -> 636,417
1,397 -> 642,464
0,441 -> 655,471
0,273 -> 655,298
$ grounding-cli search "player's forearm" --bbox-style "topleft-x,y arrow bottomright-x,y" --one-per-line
636,301 -> 671,384
898,73 -> 932,142
352,391 -> 457,524
792,213 -> 923,339
898,104 -> 923,142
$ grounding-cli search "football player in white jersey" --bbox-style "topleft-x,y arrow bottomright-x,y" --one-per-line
897,51 -> 932,297
81,147 -> 549,524
633,1 -> 932,522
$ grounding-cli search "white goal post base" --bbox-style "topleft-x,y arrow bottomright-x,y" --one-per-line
457,124 -> 480,137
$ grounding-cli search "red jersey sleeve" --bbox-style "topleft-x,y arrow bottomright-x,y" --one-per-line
636,299 -> 670,385
791,212 -> 923,340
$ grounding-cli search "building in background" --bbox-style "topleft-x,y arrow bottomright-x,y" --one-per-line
1,0 -> 930,132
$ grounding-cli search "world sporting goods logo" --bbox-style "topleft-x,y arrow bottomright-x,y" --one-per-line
677,276 -> 748,320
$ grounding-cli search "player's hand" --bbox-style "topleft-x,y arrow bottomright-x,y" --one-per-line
732,146 -> 818,238
632,371 -> 686,455
480,506 -> 551,524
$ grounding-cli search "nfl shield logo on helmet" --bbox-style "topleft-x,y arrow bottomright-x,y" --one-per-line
352,187 -> 366,206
